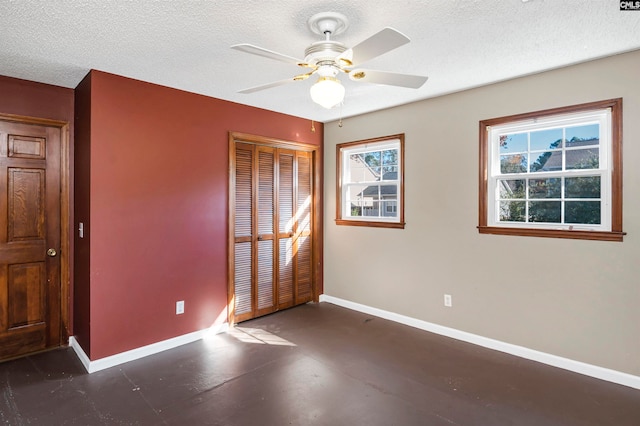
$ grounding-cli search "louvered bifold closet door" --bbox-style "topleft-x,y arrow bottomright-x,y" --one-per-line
256,147 -> 277,316
233,143 -> 254,322
277,150 -> 295,309
295,151 -> 313,304
230,136 -> 315,324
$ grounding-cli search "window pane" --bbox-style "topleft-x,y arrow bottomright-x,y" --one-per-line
363,201 -> 380,217
565,176 -> 600,198
349,153 -> 364,173
530,128 -> 563,151
498,179 -> 525,199
528,201 -> 561,223
379,184 -> 397,199
500,154 -> 527,174
363,151 -> 381,167
382,149 -> 398,166
565,201 -> 601,224
382,165 -> 398,179
369,167 -> 381,180
349,200 -> 362,217
383,200 -> 398,218
346,184 -> 369,200
566,124 -> 599,147
528,178 -> 561,199
499,201 -> 526,222
348,165 -> 370,183
566,149 -> 599,170
347,184 -> 370,218
530,150 -> 560,172
358,183 -> 379,199
499,133 -> 527,154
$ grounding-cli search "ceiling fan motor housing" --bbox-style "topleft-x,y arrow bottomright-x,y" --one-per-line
304,41 -> 347,65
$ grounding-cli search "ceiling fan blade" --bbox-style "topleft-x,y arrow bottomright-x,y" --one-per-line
339,28 -> 410,66
237,78 -> 297,94
348,69 -> 428,89
231,44 -> 304,66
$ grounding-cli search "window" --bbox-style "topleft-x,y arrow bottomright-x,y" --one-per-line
479,99 -> 624,241
336,134 -> 405,228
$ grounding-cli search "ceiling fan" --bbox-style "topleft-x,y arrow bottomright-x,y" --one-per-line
231,12 -> 428,109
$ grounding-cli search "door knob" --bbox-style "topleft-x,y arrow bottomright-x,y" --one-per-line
47,248 -> 57,257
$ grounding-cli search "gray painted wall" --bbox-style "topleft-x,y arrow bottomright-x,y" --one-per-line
323,49 -> 640,376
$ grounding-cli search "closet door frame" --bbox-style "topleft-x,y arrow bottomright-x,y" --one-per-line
227,132 -> 322,325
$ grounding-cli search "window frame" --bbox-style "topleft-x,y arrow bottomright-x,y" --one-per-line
478,99 -> 624,242
336,134 -> 405,229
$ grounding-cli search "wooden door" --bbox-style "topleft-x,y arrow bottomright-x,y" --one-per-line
229,134 -> 317,324
0,118 -> 62,360
274,150 -> 313,307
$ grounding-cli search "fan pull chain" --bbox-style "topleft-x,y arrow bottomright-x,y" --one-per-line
338,102 -> 343,127
311,120 -> 315,132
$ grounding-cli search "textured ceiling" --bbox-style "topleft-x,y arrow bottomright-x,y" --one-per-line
1,1 -> 639,123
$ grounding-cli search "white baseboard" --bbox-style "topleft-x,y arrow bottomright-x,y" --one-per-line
319,294 -> 640,390
69,322 -> 229,374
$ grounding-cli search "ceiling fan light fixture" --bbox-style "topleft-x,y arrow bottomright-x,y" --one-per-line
233,14 -> 428,110
310,76 -> 345,109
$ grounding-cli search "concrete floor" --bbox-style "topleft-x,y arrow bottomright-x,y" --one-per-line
1,302 -> 639,425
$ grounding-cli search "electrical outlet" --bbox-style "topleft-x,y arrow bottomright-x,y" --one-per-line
444,294 -> 452,307
176,300 -> 185,315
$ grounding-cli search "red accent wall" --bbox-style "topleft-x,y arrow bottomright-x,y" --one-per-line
75,70 -> 323,360
0,75 -> 74,122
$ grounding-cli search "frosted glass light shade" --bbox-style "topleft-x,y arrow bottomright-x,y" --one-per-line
310,77 -> 345,109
